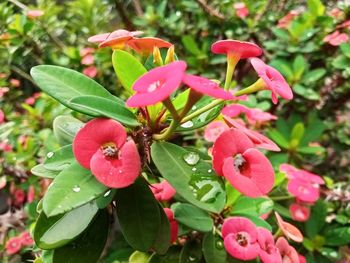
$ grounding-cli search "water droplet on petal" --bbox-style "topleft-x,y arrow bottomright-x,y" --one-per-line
72,186 -> 81,192
181,121 -> 194,128
47,152 -> 54,158
183,152 -> 200,165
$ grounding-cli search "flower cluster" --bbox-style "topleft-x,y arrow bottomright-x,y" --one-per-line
6,232 -> 34,255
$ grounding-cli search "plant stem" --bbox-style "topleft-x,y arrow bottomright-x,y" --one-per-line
181,99 -> 223,124
153,119 -> 178,141
224,53 -> 240,91
270,195 -> 293,201
234,78 -> 265,96
163,98 -> 180,122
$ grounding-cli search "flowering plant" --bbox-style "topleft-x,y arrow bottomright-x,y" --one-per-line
24,27 -> 322,263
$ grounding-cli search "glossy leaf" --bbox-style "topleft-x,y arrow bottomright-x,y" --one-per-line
173,203 -> 213,232
148,246 -> 182,263
43,144 -> 74,171
202,232 -> 227,263
325,227 -> 350,246
151,142 -> 226,213
152,205 -> 171,255
43,162 -> 107,217
34,202 -> 98,249
267,129 -> 289,149
52,209 -> 109,263
235,213 -> 272,231
31,164 -> 60,179
68,95 -> 139,127
30,65 -> 115,115
179,239 -> 203,263
112,50 -> 147,93
231,196 -> 274,217
96,189 -> 116,209
53,115 -> 83,146
129,251 -> 150,263
306,201 -> 327,238
115,177 -> 161,252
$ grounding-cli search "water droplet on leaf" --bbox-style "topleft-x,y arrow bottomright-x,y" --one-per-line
181,121 -> 194,128
183,152 -> 200,165
215,240 -> 224,249
104,190 -> 111,197
72,186 -> 81,192
47,152 -> 54,158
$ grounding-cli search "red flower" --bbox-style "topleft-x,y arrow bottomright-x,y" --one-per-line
289,203 -> 310,222
150,180 -> 176,201
183,74 -> 234,99
126,61 -> 187,107
0,87 -> 9,97
211,40 -> 262,59
257,227 -> 282,263
81,54 -> 94,65
275,237 -> 300,263
0,109 -> 4,124
127,37 -> 172,54
277,10 -> 300,29
88,29 -> 143,49
163,208 -> 178,243
83,66 -> 97,78
80,47 -> 95,57
212,129 -> 274,197
204,121 -> 229,142
251,58 -> 293,104
222,217 -> 260,261
275,212 -> 303,243
0,142 -> 12,152
323,31 -> 349,46
27,185 -> 35,203
13,189 -> 26,206
27,10 -> 44,19
234,3 -> 249,19
19,231 -> 34,246
73,119 -> 141,188
6,236 -> 22,255
224,117 -> 280,152
10,79 -> 20,87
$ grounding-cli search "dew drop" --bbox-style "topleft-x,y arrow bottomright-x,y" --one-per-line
183,152 -> 200,166
192,167 -> 197,171
181,121 -> 194,128
188,256 -> 197,262
191,105 -> 197,110
104,190 -> 111,197
47,152 -> 54,158
72,186 -> 81,192
216,240 -> 224,249
207,169 -> 212,173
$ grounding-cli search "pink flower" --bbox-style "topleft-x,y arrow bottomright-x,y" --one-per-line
298,254 -> 307,263
0,87 -> 9,97
83,66 -> 97,78
337,20 -> 350,30
163,208 -> 178,243
27,9 -> 44,19
222,217 -> 260,261
73,118 -> 141,188
234,3 -> 249,18
80,47 -> 95,57
88,29 -> 143,49
222,104 -> 277,124
126,61 -> 186,107
289,203 -> 310,222
204,121 -> 229,142
81,54 -> 94,65
0,109 -> 4,124
277,11 -> 300,28
127,37 -> 172,54
212,129 -> 275,197
211,40 -> 262,59
323,31 -> 349,46
150,180 -> 176,201
251,58 -> 293,104
0,142 -> 12,152
329,8 -> 344,19
0,176 -> 6,189
275,237 -> 300,263
10,79 -> 20,87
27,185 -> 35,203
183,74 -> 234,99
224,117 -> 280,151
222,104 -> 249,118
257,227 -> 282,263
13,189 -> 26,206
275,212 -> 303,243
19,231 -> 34,246
6,236 -> 22,255
25,97 -> 36,105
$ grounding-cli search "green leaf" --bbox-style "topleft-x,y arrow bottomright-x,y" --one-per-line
293,55 -> 307,80
202,232 -> 226,263
52,209 -> 109,263
235,213 -> 272,231
148,246 -> 182,263
43,162 -> 107,217
269,59 -> 294,82
96,189 -> 116,209
332,55 -> 350,69
182,36 -> 202,56
43,145 -> 74,171
129,251 -> 150,263
151,142 -> 226,213
0,122 -> 15,140
31,164 -> 60,179
290,122 -> 305,144
274,203 -> 292,219
115,177 -> 161,252
325,227 -> 350,246
306,201 -> 327,238
152,205 -> 171,255
34,202 -> 98,249
53,115 -> 83,146
303,69 -> 326,83
179,239 -> 203,263
30,65 -> 115,115
267,129 -> 289,149
112,50 -> 147,93
307,0 -> 325,17
231,196 -> 274,217
340,43 -> 350,58
68,95 -> 139,127
173,203 -> 213,232
298,146 -> 325,155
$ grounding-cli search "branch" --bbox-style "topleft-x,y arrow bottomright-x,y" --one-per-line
195,0 -> 225,21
